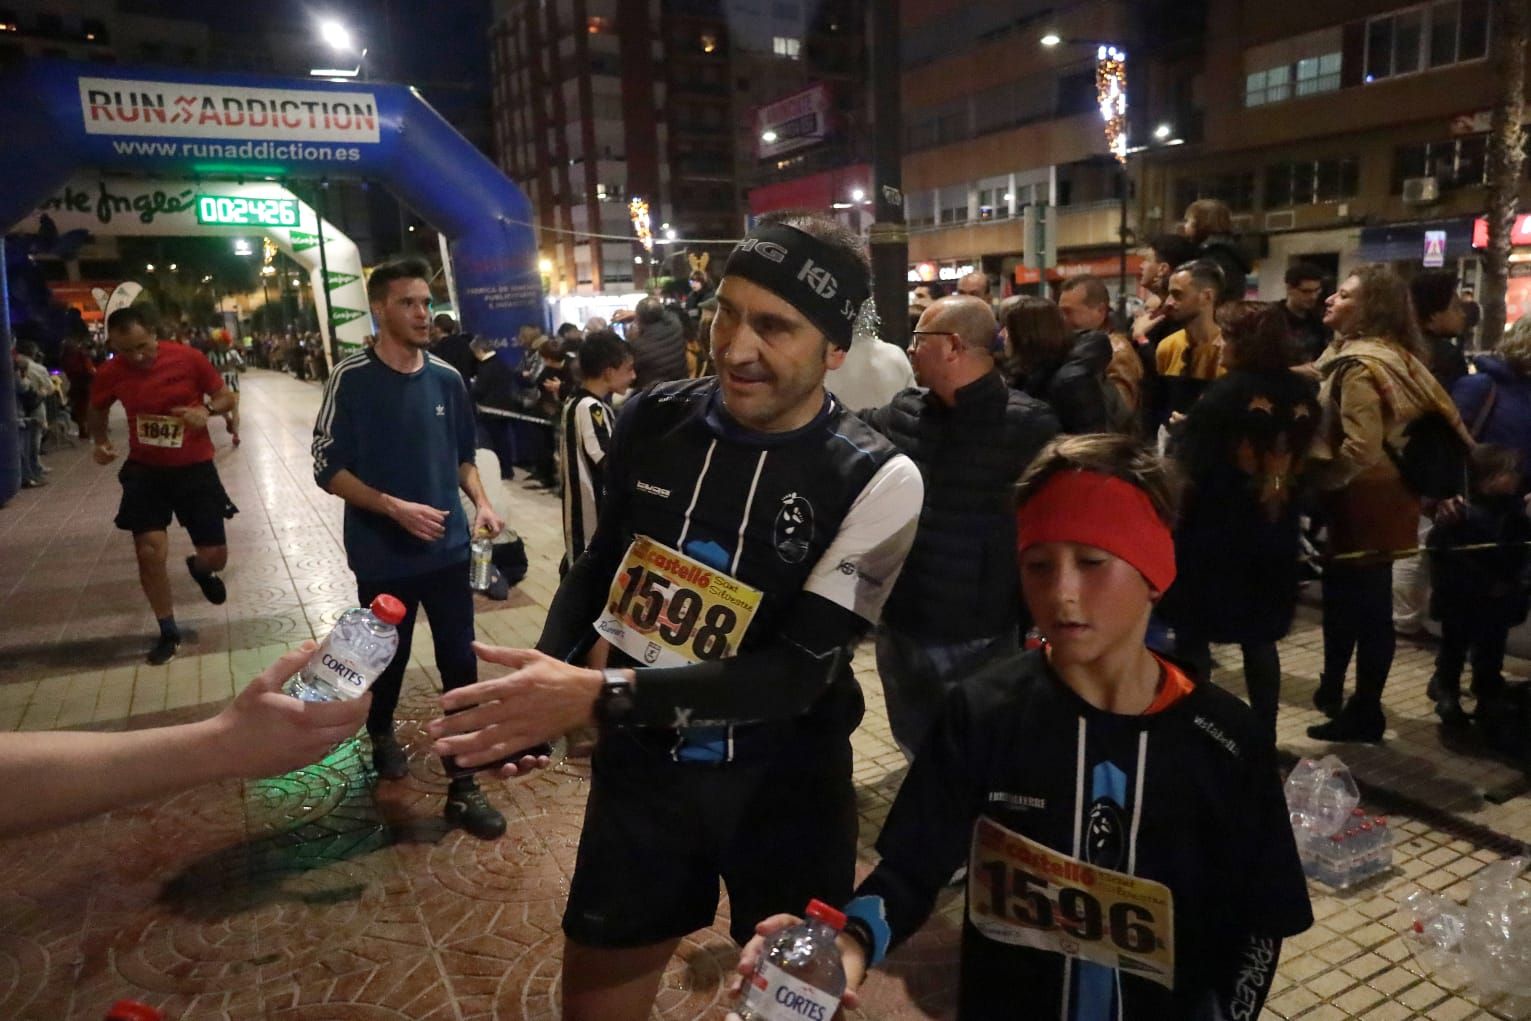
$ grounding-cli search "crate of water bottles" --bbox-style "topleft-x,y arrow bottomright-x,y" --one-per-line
1301,809 -> 1393,889
1284,755 -> 1394,890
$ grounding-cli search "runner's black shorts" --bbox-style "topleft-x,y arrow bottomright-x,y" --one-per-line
562,728 -> 858,948
114,460 -> 238,546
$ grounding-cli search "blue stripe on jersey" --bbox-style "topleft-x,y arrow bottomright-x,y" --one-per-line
1076,761 -> 1128,1021
674,538 -> 735,763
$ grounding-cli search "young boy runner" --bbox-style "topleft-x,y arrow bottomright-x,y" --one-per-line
559,329 -> 635,573
736,433 -> 1312,1020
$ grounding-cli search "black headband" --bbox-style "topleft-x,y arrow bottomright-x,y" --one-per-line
721,223 -> 870,349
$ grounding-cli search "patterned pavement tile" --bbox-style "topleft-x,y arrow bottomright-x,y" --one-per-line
2,370 -> 1531,1019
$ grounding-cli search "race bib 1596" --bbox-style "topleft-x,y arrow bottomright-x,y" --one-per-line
594,536 -> 762,668
135,414 -> 184,448
968,816 -> 1176,989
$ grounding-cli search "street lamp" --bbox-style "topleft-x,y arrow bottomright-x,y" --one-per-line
1043,35 -> 1135,316
319,20 -> 351,51
311,18 -> 368,78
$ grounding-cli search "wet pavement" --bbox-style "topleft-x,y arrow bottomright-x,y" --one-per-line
1,368 -> 1530,1020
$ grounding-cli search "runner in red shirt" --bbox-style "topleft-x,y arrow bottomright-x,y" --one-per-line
89,307 -> 240,664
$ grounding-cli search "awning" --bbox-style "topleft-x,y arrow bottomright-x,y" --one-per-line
1357,217 -> 1477,263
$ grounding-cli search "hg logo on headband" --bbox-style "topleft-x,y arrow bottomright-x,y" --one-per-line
797,258 -> 838,299
736,237 -> 788,263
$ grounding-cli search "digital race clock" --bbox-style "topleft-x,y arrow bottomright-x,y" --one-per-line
195,194 -> 300,227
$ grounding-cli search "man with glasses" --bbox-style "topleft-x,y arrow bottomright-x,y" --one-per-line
861,296 -> 1059,759
1281,262 -> 1330,364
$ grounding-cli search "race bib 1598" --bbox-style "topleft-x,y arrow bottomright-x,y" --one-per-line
968,816 -> 1176,989
593,536 -> 762,668
135,414 -> 184,448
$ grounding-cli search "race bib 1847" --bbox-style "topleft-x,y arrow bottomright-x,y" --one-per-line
968,816 -> 1176,989
135,414 -> 184,448
594,536 -> 763,668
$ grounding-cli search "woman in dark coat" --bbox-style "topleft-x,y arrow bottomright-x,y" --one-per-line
1004,296 -> 1117,434
1159,302 -> 1319,743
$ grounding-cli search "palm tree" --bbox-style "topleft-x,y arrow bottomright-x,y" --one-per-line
1480,0 -> 1528,349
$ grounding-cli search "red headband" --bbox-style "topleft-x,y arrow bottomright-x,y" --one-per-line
1016,470 -> 1176,593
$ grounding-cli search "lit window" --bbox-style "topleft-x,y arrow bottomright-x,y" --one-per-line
772,36 -> 801,59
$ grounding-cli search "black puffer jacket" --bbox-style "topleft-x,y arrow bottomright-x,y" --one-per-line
1197,234 -> 1252,303
630,312 -> 689,390
1018,330 -> 1117,434
861,372 -> 1059,641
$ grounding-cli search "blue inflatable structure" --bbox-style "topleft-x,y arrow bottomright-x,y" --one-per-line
0,59 -> 541,505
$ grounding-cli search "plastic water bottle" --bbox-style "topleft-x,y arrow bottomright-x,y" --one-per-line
283,595 -> 406,702
738,900 -> 848,1021
470,533 -> 493,591
1373,817 -> 1392,870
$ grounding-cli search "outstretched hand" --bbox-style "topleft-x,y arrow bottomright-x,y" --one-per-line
211,642 -> 371,779
426,642 -> 601,768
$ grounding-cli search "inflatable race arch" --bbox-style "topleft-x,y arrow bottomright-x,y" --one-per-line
0,59 -> 542,504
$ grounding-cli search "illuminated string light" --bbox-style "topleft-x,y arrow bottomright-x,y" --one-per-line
628,197 -> 653,253
1096,45 -> 1128,165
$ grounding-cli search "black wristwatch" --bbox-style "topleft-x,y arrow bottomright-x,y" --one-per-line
594,668 -> 635,729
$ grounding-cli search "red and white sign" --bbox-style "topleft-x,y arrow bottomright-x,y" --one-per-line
1015,255 -> 1144,285
754,83 -> 834,160
79,77 -> 380,143
1473,214 -> 1531,248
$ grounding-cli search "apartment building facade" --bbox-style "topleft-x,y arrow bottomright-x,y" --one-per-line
1137,0 -> 1530,313
898,0 -> 1141,301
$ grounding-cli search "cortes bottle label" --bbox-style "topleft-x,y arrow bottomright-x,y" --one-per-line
309,650 -> 369,698
741,962 -> 841,1021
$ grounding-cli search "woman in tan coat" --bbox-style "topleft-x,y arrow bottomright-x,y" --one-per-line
1307,265 -> 1469,742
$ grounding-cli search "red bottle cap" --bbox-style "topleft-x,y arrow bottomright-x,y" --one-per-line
805,899 -> 847,931
369,594 -> 406,625
106,1001 -> 165,1021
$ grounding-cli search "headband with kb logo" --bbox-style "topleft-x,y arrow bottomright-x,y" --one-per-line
721,222 -> 872,349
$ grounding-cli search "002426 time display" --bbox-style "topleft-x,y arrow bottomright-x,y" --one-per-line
195,194 -> 300,227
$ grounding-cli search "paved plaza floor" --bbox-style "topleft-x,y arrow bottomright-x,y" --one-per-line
2,369 -> 1531,1020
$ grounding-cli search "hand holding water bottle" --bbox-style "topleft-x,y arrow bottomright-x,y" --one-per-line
210,643 -> 372,779
729,903 -> 866,1020
284,595 -> 406,702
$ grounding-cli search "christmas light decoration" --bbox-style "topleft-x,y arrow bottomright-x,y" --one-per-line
629,197 -> 653,253
1096,45 -> 1128,165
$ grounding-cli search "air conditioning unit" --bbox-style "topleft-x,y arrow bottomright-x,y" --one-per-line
1265,210 -> 1296,231
1230,214 -> 1255,232
1402,176 -> 1440,205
